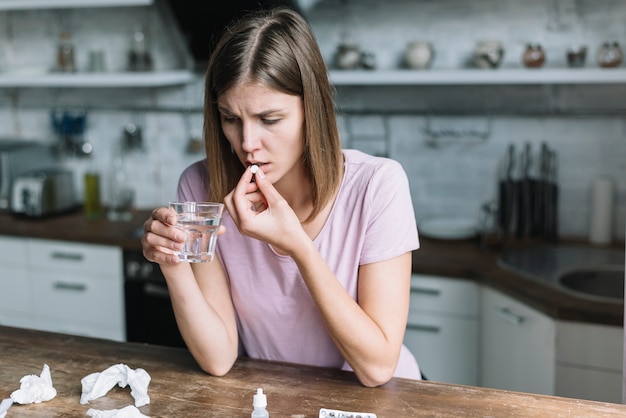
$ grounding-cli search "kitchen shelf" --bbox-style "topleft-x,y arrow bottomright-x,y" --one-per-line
0,0 -> 152,10
329,68 -> 626,86
0,70 -> 195,88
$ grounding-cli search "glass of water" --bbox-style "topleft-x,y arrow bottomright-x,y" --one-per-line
169,202 -> 224,263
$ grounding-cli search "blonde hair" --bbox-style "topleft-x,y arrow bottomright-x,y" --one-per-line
203,7 -> 342,223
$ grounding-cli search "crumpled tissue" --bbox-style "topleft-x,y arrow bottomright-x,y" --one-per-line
80,364 -> 151,407
10,364 -> 57,404
0,398 -> 13,418
86,405 -> 149,418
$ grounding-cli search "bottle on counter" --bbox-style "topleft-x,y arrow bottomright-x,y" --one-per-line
84,162 -> 103,220
57,32 -> 76,73
107,145 -> 135,222
251,388 -> 269,418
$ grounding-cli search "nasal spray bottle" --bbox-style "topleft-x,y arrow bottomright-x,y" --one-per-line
252,388 -> 269,418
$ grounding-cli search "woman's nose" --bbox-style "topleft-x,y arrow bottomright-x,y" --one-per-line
241,122 -> 261,152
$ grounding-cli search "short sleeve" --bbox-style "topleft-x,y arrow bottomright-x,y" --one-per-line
176,160 -> 210,202
360,158 -> 419,265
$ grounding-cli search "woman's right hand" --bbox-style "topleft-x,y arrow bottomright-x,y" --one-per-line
141,207 -> 184,264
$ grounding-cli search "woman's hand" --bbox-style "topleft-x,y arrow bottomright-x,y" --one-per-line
224,166 -> 306,255
142,206 -> 227,265
141,207 -> 184,264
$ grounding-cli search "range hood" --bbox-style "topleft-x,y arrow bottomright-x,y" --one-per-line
162,0 -> 308,71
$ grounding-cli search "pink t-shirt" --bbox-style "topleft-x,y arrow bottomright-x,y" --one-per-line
177,149 -> 421,379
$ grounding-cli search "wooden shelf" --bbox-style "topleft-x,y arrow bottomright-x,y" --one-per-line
0,0 -> 152,9
0,70 -> 195,88
329,68 -> 626,86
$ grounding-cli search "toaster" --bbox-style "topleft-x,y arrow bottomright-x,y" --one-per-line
11,169 -> 77,217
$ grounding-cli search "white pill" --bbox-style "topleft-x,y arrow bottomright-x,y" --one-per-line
250,165 -> 259,174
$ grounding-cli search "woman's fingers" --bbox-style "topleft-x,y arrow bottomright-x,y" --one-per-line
141,207 -> 184,264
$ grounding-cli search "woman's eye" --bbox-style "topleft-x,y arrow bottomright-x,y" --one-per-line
221,116 -> 239,123
262,118 -> 279,125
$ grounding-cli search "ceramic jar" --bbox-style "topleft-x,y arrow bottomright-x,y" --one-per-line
522,43 -> 546,68
333,43 -> 362,70
473,40 -> 504,69
566,45 -> 587,68
405,41 -> 434,69
596,42 -> 623,68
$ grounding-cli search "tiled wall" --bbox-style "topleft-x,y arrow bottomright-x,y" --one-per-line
0,0 -> 624,242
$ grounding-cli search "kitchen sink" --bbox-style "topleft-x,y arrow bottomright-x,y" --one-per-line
498,245 -> 625,302
559,268 -> 624,300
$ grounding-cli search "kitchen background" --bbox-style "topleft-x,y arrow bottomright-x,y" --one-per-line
0,0 -> 624,242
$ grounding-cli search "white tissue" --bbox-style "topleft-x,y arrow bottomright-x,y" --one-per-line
10,364 -> 57,404
0,398 -> 13,418
86,405 -> 149,418
80,364 -> 151,407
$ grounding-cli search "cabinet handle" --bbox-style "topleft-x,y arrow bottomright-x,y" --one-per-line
143,283 -> 170,299
406,323 -> 441,333
411,287 -> 441,296
53,282 -> 87,292
51,252 -> 84,262
493,306 -> 524,325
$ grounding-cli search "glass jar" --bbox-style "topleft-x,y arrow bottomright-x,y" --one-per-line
522,43 -> 546,68
596,42 -> 623,68
57,32 -> 76,73
128,26 -> 153,72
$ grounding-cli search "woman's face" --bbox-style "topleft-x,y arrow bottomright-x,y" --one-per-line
218,81 -> 306,185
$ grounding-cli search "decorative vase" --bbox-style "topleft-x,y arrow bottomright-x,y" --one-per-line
474,40 -> 504,69
596,42 -> 623,68
405,41 -> 434,70
522,43 -> 546,68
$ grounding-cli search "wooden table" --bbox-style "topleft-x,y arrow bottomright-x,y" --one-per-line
1,326 -> 626,417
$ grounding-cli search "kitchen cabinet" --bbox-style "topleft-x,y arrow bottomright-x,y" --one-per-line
555,321 -> 623,403
0,236 -> 34,330
404,274 -> 479,386
481,287 -> 556,395
0,236 -> 125,342
481,287 -> 623,404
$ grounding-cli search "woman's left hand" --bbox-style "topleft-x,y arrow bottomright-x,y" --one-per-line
224,166 -> 306,254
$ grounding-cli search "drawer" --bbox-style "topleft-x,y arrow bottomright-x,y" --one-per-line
0,235 -> 28,265
31,271 -> 124,328
410,274 -> 479,316
404,312 -> 479,386
0,266 -> 32,314
556,364 -> 622,404
556,320 -> 623,371
28,239 -> 122,277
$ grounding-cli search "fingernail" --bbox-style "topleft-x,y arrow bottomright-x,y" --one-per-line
256,168 -> 265,179
173,241 -> 183,250
174,232 -> 184,241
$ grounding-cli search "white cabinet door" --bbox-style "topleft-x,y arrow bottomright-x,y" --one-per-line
405,275 -> 479,386
481,287 -> 556,395
556,320 -> 623,403
405,313 -> 478,385
0,236 -> 32,322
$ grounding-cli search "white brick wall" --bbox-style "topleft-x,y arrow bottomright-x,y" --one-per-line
0,0 -> 624,241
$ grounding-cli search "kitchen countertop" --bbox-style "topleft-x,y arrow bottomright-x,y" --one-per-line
2,325 -> 626,417
0,209 -> 623,326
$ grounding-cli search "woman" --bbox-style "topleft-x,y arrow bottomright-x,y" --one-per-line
142,7 -> 420,387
